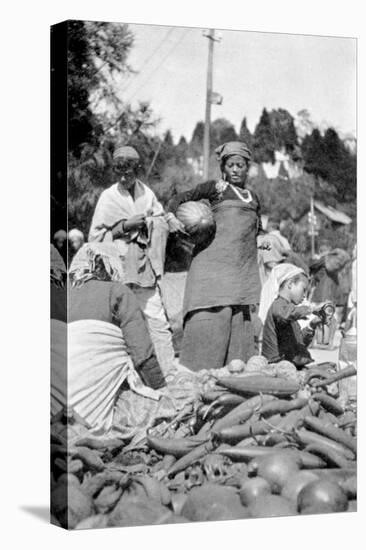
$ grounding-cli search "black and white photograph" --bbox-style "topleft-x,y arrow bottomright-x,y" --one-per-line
3,1 -> 363,548
50,17 -> 357,531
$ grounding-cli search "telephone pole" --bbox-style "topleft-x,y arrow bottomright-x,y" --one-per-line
203,29 -> 216,181
308,195 -> 318,258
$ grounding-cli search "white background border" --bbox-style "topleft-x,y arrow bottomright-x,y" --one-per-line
1,1 -> 363,548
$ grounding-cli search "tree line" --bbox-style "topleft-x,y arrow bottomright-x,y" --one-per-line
59,21 -> 356,256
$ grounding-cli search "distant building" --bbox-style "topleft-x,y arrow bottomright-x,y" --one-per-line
187,155 -> 203,177
259,149 -> 304,180
343,135 -> 357,155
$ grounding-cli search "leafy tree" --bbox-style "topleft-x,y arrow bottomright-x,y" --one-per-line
210,118 -> 238,152
175,136 -> 189,165
323,128 -> 356,204
269,108 -> 298,155
67,20 -> 134,156
253,108 -> 276,163
239,117 -> 253,150
189,121 -> 205,158
159,130 -> 176,165
301,128 -> 356,204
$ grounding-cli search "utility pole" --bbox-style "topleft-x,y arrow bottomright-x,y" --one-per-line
308,195 -> 318,258
203,29 -> 215,181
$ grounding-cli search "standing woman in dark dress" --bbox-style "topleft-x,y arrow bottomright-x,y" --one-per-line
168,141 -> 268,371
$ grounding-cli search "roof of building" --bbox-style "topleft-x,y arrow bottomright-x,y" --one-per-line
314,201 -> 352,225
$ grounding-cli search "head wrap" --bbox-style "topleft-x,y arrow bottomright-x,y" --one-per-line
113,145 -> 140,162
258,263 -> 307,323
68,228 -> 84,240
53,229 -> 67,241
215,141 -> 252,163
324,248 -> 350,274
259,234 -> 287,266
50,244 -> 66,288
69,242 -> 125,287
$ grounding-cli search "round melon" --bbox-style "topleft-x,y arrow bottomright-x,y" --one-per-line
249,495 -> 297,518
181,484 -> 248,522
272,360 -> 299,382
297,480 -> 348,514
176,201 -> 216,244
281,471 -> 319,503
244,355 -> 269,374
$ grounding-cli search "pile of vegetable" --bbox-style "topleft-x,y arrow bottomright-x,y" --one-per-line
51,358 -> 357,529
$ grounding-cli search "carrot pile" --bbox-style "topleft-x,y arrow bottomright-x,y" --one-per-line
50,362 -> 357,529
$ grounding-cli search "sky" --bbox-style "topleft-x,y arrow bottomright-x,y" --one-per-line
113,23 -> 356,143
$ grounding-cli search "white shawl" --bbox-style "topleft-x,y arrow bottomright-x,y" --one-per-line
89,180 -> 164,254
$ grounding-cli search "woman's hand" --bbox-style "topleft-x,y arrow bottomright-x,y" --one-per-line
165,213 -> 188,234
257,240 -> 272,250
124,213 -> 146,232
257,234 -> 272,250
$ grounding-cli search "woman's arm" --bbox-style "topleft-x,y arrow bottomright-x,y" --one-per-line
167,180 -> 217,213
272,300 -> 312,325
111,284 -> 166,389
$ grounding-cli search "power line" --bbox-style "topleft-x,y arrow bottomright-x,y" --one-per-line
125,29 -> 190,103
119,27 -> 176,95
105,29 -> 190,134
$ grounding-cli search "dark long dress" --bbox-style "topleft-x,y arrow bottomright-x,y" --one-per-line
169,181 -> 263,370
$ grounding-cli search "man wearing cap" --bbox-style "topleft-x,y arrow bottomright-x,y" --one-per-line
88,144 -> 183,374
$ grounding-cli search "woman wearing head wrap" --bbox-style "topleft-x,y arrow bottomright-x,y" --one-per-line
168,141 -> 269,371
65,242 -> 167,434
88,145 -> 182,375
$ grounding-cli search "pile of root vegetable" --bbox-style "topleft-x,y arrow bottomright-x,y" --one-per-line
51,358 -> 357,529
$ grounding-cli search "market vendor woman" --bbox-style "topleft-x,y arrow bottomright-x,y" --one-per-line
168,141 -> 268,371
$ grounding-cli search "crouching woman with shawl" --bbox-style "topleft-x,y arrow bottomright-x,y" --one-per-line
67,243 -> 167,435
168,141 -> 268,371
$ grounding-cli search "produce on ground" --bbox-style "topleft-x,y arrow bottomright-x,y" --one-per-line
51,361 -> 357,529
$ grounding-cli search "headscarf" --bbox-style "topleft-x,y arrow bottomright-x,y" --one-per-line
259,233 -> 288,266
53,229 -> 67,241
68,228 -> 84,241
69,242 -> 125,288
258,263 -> 307,324
113,145 -> 140,162
324,248 -> 350,274
215,141 -> 252,164
50,244 -> 66,288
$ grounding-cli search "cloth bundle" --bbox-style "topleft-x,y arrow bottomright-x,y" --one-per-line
68,320 -> 162,435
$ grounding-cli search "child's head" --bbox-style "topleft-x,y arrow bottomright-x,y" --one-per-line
279,272 -> 309,305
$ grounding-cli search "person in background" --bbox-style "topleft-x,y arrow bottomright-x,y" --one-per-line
168,140 -> 270,371
262,263 -> 322,368
258,218 -> 308,286
257,220 -> 308,347
53,229 -> 67,263
88,145 -> 182,375
67,242 -> 167,435
68,228 -> 85,260
309,242 -> 351,325
267,219 -> 292,252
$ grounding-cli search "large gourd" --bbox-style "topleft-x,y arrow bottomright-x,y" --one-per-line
176,201 -> 216,244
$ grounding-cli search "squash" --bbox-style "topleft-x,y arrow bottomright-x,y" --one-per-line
176,201 -> 215,244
